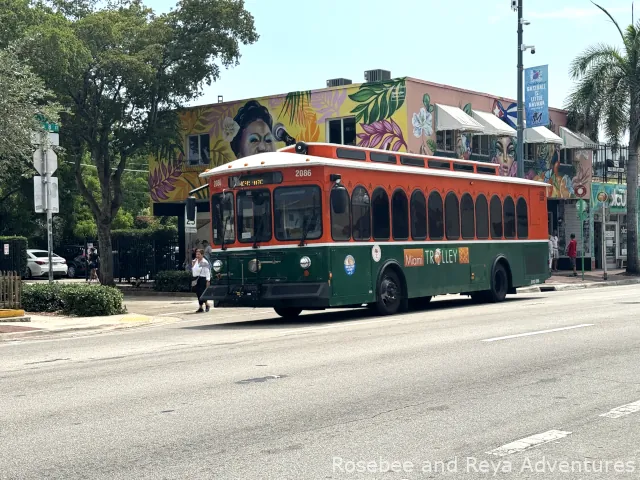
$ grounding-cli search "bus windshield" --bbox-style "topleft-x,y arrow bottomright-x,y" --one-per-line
274,186 -> 322,241
237,189 -> 272,243
211,192 -> 235,245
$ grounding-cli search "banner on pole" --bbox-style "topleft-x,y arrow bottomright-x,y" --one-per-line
524,64 -> 549,127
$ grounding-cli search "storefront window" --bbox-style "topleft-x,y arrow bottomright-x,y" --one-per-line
620,217 -> 628,257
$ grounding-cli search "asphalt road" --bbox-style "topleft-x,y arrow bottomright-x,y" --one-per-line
2,286 -> 640,479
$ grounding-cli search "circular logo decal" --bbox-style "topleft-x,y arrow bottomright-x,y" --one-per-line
575,185 -> 587,197
371,245 -> 381,262
344,255 -> 356,275
597,191 -> 608,202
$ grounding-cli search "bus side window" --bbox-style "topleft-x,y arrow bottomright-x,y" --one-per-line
445,192 -> 460,240
503,196 -> 516,239
372,187 -> 390,240
460,193 -> 475,240
428,191 -> 444,240
351,186 -> 371,241
490,195 -> 503,239
516,197 -> 529,238
330,186 -> 351,241
410,190 -> 427,240
391,189 -> 409,240
476,194 -> 489,239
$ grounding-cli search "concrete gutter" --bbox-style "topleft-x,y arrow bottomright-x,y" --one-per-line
517,277 -> 640,294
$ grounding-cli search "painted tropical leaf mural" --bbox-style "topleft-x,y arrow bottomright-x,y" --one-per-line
297,111 -> 321,142
182,106 -> 213,134
463,103 -> 472,116
310,89 -> 347,123
149,156 -> 183,202
279,90 -> 312,125
210,138 -> 233,168
357,119 -> 407,151
349,78 -> 406,124
205,102 -> 239,138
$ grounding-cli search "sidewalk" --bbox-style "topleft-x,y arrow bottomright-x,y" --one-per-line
518,268 -> 640,293
0,313 -> 181,340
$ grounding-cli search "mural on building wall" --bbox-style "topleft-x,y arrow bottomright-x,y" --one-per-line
149,81 -> 409,203
491,136 -> 517,177
354,78 -> 408,151
492,100 -> 517,129
524,146 -> 591,199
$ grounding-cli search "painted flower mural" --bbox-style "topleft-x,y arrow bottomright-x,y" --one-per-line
412,107 -> 433,138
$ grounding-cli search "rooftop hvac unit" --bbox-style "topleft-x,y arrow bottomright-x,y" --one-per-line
364,69 -> 391,82
326,78 -> 352,87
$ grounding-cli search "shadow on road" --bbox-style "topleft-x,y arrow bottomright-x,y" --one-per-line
182,296 -> 533,331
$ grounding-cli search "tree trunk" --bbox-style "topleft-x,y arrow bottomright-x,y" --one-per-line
626,141 -> 639,274
96,220 -> 115,286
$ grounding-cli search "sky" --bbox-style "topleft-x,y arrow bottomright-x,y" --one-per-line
152,0 -> 634,126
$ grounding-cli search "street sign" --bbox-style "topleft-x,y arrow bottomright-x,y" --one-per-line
33,176 -> 59,213
185,204 -> 197,234
31,131 -> 59,147
3,244 -> 8,255
32,148 -> 58,175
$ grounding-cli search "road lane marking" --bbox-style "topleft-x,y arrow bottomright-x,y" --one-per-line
481,324 -> 594,342
599,400 -> 640,419
486,430 -> 572,456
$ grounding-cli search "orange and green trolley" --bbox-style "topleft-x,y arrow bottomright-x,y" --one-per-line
191,142 -> 550,318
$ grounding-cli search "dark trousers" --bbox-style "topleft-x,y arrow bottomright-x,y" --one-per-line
195,277 -> 208,306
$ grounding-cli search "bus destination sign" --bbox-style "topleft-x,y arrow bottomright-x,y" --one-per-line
229,171 -> 283,188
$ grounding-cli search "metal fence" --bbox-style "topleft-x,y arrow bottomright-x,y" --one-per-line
112,237 -> 182,283
592,144 -> 629,184
0,271 -> 22,309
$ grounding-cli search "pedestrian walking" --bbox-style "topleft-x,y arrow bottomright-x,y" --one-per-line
203,240 -> 212,263
191,249 -> 211,313
88,248 -> 100,283
551,230 -> 559,272
566,233 -> 578,276
548,234 -> 554,271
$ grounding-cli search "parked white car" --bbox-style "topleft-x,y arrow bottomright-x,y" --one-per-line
25,249 -> 68,279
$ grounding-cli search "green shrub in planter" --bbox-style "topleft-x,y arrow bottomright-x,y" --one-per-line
60,285 -> 125,317
154,270 -> 192,292
22,283 -> 64,312
22,283 -> 125,316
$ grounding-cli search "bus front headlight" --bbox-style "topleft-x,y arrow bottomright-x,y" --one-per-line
300,256 -> 311,269
212,259 -> 223,272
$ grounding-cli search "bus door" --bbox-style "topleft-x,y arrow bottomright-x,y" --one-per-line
329,247 -> 373,304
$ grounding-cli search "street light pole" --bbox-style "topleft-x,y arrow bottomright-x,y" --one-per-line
517,0 -> 524,178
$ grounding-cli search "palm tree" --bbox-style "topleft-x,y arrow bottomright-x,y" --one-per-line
565,2 -> 640,274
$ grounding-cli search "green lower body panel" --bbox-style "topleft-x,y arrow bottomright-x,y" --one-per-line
203,241 -> 550,309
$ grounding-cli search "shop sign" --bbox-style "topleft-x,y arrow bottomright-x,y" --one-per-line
592,183 -> 627,213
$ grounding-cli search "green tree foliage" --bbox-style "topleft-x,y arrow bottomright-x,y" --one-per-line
14,0 -> 258,285
565,2 -> 640,274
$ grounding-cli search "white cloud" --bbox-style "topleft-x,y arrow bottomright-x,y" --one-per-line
529,6 -> 628,20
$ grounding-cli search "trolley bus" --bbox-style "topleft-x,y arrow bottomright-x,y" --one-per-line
191,142 -> 550,318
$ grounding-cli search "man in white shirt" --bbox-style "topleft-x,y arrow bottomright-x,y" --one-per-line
551,230 -> 559,272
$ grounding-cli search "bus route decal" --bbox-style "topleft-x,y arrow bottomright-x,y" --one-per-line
404,249 -> 424,267
344,255 -> 356,275
371,245 -> 381,263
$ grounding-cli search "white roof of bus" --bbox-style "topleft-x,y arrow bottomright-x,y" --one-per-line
200,143 -> 549,188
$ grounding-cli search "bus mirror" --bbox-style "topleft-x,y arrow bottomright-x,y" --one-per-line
186,196 -> 196,222
331,188 -> 348,214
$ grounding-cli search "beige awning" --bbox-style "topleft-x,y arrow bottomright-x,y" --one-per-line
559,126 -> 586,149
435,104 -> 485,133
471,110 -> 516,136
524,126 -> 563,144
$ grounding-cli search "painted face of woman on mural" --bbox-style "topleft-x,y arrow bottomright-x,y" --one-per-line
493,136 -> 516,177
238,119 -> 275,158
228,100 -> 278,160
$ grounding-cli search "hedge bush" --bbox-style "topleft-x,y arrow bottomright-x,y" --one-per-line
22,283 -> 125,316
154,270 -> 192,292
0,236 -> 28,275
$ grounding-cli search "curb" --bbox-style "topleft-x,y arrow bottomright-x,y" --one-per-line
517,277 -> 640,294
0,316 -> 181,341
0,309 -> 25,319
120,290 -> 193,298
0,316 -> 31,323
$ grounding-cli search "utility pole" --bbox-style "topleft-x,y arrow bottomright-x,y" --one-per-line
44,146 -> 53,283
517,0 -> 524,178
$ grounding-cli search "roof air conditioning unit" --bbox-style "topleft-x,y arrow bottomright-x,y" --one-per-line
364,69 -> 391,82
326,78 -> 352,87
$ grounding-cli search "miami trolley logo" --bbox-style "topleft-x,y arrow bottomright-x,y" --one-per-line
423,247 -> 470,265
344,255 -> 356,275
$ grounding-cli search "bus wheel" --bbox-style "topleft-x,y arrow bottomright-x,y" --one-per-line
274,307 -> 302,319
488,263 -> 509,302
375,270 -> 403,315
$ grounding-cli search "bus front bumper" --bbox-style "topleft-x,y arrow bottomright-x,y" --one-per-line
200,282 -> 331,308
